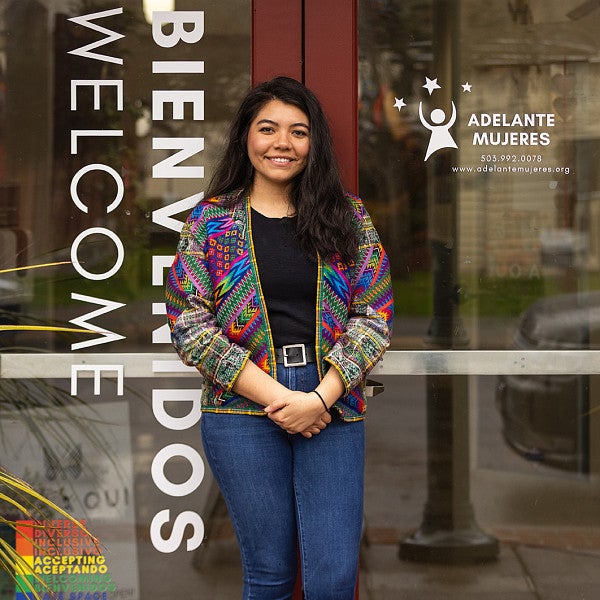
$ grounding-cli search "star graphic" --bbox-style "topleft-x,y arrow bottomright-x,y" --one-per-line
462,82 -> 472,92
423,77 -> 441,95
393,97 -> 406,111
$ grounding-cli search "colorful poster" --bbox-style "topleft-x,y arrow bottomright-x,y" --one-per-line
0,401 -> 139,600
15,519 -> 116,600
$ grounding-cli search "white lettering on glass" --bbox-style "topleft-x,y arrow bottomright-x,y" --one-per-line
148,10 -> 207,553
71,365 -> 124,396
68,8 -> 125,64
69,293 -> 126,350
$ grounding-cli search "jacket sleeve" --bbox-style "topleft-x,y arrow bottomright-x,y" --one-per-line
165,213 -> 250,392
324,203 -> 394,393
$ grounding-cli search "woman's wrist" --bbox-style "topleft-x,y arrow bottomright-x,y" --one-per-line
233,360 -> 289,407
311,369 -> 344,412
311,389 -> 329,412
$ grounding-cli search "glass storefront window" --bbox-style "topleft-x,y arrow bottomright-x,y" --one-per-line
2,1 -> 600,597
358,0 -> 600,565
0,0 -> 250,352
0,2 -> 250,598
359,0 -> 600,352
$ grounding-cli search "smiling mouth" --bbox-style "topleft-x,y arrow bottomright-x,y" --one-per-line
268,157 -> 294,164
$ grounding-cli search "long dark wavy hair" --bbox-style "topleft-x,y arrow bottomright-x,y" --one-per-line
205,76 -> 358,262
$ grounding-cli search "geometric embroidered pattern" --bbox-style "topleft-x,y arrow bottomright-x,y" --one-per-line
166,192 -> 394,421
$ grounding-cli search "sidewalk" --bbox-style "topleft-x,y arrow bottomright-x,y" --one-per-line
359,537 -> 600,599
358,373 -> 600,599
359,526 -> 600,599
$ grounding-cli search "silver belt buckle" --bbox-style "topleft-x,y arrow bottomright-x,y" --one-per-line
282,344 -> 307,367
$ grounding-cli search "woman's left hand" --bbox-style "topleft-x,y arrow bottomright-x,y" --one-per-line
264,392 -> 331,436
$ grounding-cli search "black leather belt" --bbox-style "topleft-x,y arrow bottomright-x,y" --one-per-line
274,344 -> 316,367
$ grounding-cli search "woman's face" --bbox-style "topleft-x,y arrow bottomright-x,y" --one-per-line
246,100 -> 310,190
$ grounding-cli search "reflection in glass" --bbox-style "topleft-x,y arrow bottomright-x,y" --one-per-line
0,0 -> 250,353
143,0 -> 175,24
359,0 -> 600,353
358,0 -> 600,570
0,2 -> 251,598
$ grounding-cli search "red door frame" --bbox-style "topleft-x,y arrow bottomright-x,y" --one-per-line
251,2 -> 360,597
252,0 -> 358,193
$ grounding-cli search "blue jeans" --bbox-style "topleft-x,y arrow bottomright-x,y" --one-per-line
201,363 -> 364,600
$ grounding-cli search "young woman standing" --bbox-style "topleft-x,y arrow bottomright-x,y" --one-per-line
166,76 -> 393,599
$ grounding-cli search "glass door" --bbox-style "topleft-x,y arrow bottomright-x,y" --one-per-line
0,2 -> 251,598
358,0 -> 600,558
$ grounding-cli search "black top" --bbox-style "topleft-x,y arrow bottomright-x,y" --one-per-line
251,208 -> 317,348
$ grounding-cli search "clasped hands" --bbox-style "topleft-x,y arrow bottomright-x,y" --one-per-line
264,390 -> 332,438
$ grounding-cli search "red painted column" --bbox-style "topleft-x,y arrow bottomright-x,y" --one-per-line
251,0 -> 303,84
252,0 -> 358,193
251,1 -> 360,597
304,0 -> 358,193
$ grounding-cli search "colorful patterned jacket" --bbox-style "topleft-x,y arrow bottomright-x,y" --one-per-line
166,192 -> 394,421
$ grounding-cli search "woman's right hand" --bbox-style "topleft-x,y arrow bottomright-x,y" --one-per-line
300,410 -> 332,438
264,391 -> 331,436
